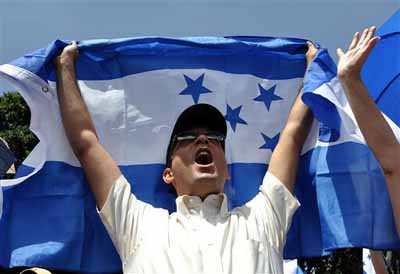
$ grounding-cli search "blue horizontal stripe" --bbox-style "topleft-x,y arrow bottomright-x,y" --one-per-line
10,37 -> 309,82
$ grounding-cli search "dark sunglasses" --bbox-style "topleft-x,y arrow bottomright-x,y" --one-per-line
171,130 -> 225,151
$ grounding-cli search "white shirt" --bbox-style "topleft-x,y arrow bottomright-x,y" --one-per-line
99,172 -> 299,274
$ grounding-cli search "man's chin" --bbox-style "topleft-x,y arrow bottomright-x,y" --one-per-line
191,162 -> 227,185
189,168 -> 225,196
192,169 -> 219,183
193,163 -> 217,174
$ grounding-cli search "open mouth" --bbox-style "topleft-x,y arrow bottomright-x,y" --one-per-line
195,148 -> 214,166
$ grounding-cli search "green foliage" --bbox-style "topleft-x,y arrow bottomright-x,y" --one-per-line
0,91 -> 39,167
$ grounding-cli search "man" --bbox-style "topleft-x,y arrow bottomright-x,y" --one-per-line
337,26 -> 399,274
54,41 -> 316,273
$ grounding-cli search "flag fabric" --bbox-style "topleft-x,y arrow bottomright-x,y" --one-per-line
362,9 -> 399,113
0,36 -> 398,272
300,47 -> 400,252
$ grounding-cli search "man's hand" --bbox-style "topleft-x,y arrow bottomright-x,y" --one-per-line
337,26 -> 380,82
305,41 -> 318,71
54,41 -> 79,68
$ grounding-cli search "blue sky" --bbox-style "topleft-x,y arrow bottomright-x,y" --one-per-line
0,0 -> 398,93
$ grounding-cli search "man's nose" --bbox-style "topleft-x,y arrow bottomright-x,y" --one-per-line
195,134 -> 209,145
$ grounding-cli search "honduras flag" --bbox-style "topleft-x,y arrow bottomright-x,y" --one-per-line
0,36 -> 399,272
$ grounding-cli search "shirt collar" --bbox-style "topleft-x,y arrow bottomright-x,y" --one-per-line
176,193 -> 228,218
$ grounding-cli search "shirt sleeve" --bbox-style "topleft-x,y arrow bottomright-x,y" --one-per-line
98,175 -> 155,262
243,172 -> 300,251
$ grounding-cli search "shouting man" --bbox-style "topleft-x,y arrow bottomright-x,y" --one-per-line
54,41 -> 316,273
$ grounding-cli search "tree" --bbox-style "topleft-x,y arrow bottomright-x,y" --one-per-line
0,92 -> 39,169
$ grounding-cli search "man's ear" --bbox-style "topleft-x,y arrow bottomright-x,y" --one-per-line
162,167 -> 174,185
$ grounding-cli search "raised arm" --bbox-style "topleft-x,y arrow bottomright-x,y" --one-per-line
337,26 -> 400,236
369,250 -> 389,274
54,42 -> 121,209
267,42 -> 316,193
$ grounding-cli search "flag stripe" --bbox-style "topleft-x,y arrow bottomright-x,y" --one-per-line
10,37 -> 309,82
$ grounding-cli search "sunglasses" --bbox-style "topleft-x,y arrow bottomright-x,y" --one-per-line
171,130 -> 225,151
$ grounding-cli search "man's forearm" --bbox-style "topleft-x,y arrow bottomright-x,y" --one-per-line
341,76 -> 400,236
54,47 -> 121,209
55,61 -> 98,156
370,250 -> 389,274
267,42 -> 317,193
283,91 -> 314,152
340,76 -> 400,174
268,90 -> 313,193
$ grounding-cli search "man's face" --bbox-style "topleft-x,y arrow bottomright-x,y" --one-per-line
163,128 -> 229,199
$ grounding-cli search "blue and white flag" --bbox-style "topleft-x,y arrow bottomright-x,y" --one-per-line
301,47 -> 400,252
0,36 -> 399,272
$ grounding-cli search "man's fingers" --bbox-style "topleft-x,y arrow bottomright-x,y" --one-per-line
56,40 -> 79,65
306,41 -> 318,55
370,35 -> 380,45
71,41 -> 77,49
306,41 -> 316,49
348,32 -> 360,51
72,41 -> 79,57
336,48 -> 344,58
305,41 -> 318,70
64,41 -> 79,59
357,36 -> 380,66
70,41 -> 78,51
359,28 -> 369,45
363,26 -> 376,47
364,36 -> 380,54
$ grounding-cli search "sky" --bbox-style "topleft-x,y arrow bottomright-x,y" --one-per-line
0,0 -> 399,93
